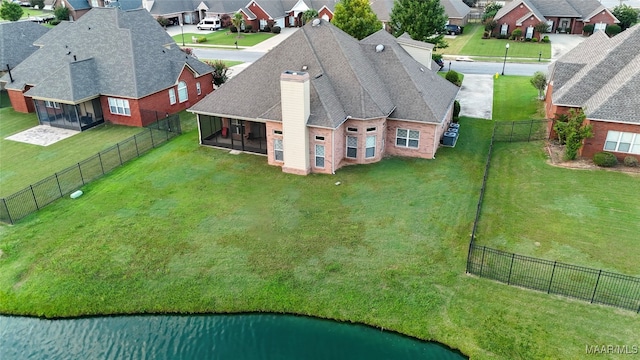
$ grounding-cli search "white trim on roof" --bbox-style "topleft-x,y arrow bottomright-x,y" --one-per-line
245,0 -> 271,18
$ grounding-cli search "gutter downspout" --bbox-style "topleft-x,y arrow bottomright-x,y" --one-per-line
331,129 -> 335,174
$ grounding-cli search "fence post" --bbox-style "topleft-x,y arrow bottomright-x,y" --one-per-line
547,261 -> 557,294
133,135 -> 140,157
116,143 -> 123,165
149,128 -> 155,148
78,163 -> 85,185
510,121 -> 515,142
97,153 -> 105,174
54,173 -> 63,197
507,252 -> 515,285
30,185 -> 40,210
590,270 -> 602,303
528,120 -> 534,142
0,198 -> 13,225
479,246 -> 486,276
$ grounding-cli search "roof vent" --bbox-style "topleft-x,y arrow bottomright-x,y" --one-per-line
301,65 -> 308,71
312,18 -> 321,26
375,44 -> 384,53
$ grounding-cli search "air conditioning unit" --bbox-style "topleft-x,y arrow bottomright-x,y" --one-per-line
449,123 -> 460,128
447,127 -> 459,133
441,132 -> 458,147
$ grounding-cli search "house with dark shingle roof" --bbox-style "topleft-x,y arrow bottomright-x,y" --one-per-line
370,0 -> 471,28
0,21 -> 49,80
52,0 -> 95,21
0,7 -> 214,131
493,0 -> 618,38
138,0 -> 336,29
545,24 -> 640,162
189,20 -> 459,175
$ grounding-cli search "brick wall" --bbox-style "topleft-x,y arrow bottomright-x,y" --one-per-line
337,118 -> 387,169
247,1 -> 270,30
385,120 -> 438,159
308,127 -> 334,174
318,7 -> 333,22
582,120 -> 640,162
494,3 -> 533,36
7,88 -> 34,113
265,121 -> 283,167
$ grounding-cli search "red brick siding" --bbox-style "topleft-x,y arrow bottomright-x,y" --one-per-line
385,120 -> 438,159
265,121 -> 283,167
494,3 -> 534,36
308,127 -> 334,174
7,88 -> 34,113
585,11 -> 618,33
248,2 -> 271,30
318,8 -> 333,22
338,118 -> 387,168
582,120 -> 640,162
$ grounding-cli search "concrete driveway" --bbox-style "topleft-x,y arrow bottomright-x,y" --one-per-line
547,34 -> 587,60
457,74 -> 494,119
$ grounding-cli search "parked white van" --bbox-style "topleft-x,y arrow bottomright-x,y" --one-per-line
197,18 -> 221,31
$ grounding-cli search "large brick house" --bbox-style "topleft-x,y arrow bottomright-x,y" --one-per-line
370,0 -> 471,28
545,24 -> 640,162
0,7 -> 214,131
139,0 -> 336,29
189,20 -> 459,175
0,21 -> 49,81
493,0 -> 619,39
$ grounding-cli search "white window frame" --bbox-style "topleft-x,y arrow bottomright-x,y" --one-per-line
365,135 -> 376,158
196,82 -> 201,95
346,135 -> 357,159
274,138 -> 283,161
526,26 -> 534,39
500,23 -> 508,35
177,81 -> 188,103
594,22 -> 606,32
108,97 -> 131,116
604,131 -> 640,154
169,88 -> 176,105
45,101 -> 60,109
315,144 -> 325,168
396,128 -> 419,149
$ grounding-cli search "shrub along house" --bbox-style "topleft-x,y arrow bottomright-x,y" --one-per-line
0,7 -> 214,131
546,24 -> 640,162
189,19 -> 459,175
492,0 -> 619,39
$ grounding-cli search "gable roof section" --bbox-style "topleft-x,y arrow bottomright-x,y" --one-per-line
441,0 -> 470,19
497,0 -> 616,20
189,20 -> 458,128
550,25 -> 640,124
495,0 -> 546,23
0,8 -> 213,103
66,0 -> 91,10
0,21 -> 49,70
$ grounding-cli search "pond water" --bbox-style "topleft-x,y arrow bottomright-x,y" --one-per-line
0,314 -> 466,359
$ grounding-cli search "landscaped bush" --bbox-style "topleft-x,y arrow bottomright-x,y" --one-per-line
272,25 -> 281,34
541,35 -> 550,43
220,14 -> 231,28
583,24 -> 594,35
245,24 -> 253,32
497,34 -> 507,39
524,37 -> 532,42
605,24 -> 622,36
623,156 -> 639,167
531,37 -> 538,42
482,31 -> 490,38
196,36 -> 207,43
50,19 -> 61,26
511,29 -> 522,38
229,25 -> 237,33
593,151 -> 618,167
445,70 -> 461,86
262,25 -> 271,32
453,100 -> 461,121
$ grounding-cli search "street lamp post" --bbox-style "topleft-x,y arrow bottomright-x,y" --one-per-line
501,43 -> 510,75
180,23 -> 185,46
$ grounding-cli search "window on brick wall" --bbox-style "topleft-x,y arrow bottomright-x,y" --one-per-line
169,88 -> 176,105
315,144 -> 325,168
196,82 -> 201,95
274,138 -> 283,161
108,97 -> 131,116
45,101 -> 60,109
604,131 -> 640,154
346,136 -> 357,158
365,135 -> 376,158
396,129 -> 419,148
178,81 -> 188,103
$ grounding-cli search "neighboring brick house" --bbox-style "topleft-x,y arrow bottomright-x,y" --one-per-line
371,0 -> 471,29
0,21 -> 49,82
493,0 -> 619,39
138,0 -> 335,29
189,20 -> 459,175
52,0 -> 99,21
0,8 -> 214,131
546,24 -> 640,162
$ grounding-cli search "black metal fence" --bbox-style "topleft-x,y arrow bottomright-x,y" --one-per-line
0,115 -> 181,224
468,244 -> 640,312
493,119 -> 550,142
466,120 -> 640,312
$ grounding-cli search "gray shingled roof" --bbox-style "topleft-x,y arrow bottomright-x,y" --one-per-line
0,21 -> 49,70
550,25 -> 640,124
397,32 -> 435,50
495,0 -> 547,22
441,0 -> 470,19
66,0 -> 91,10
496,0 -> 612,20
189,20 -> 458,128
0,8 -> 212,103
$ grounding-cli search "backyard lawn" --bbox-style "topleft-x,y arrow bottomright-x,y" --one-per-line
436,23 -> 552,60
173,30 -> 274,47
0,113 -> 638,359
493,75 -> 546,121
0,108 -> 143,197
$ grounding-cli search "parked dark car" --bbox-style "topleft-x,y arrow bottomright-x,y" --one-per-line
445,25 -> 462,35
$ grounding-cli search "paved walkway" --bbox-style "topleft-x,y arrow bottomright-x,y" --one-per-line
457,74 -> 494,119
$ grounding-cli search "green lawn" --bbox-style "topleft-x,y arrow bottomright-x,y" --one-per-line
200,59 -> 244,68
173,30 -> 274,47
437,23 -> 552,60
0,114 -> 638,359
493,76 -> 546,121
0,108 -> 143,197
477,141 -> 640,275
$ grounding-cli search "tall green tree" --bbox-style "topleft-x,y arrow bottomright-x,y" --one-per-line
482,2 -> 502,21
54,5 -> 69,21
553,109 -> 593,160
30,0 -> 45,9
302,8 -> 319,24
612,4 -> 640,30
390,0 -> 448,49
231,12 -> 244,38
0,1 -> 24,21
530,71 -> 547,100
332,0 -> 381,40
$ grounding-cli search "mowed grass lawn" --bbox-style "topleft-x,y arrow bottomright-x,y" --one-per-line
0,108 -> 143,197
493,75 -> 546,121
1,116 -> 638,359
477,141 -> 640,275
173,30 -> 274,47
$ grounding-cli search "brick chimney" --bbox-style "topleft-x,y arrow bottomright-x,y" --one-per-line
280,71 -> 310,175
